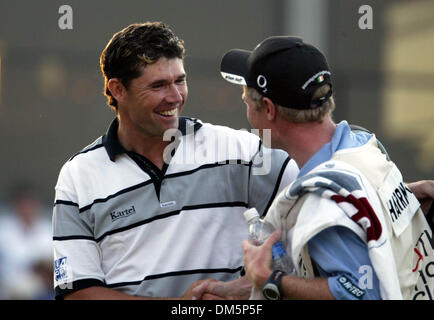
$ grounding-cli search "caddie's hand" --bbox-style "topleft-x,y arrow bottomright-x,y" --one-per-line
192,276 -> 253,300
190,279 -> 217,300
407,180 -> 434,214
183,278 -> 216,300
242,230 -> 282,289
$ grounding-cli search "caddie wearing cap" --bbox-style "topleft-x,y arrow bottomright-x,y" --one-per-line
220,36 -> 434,300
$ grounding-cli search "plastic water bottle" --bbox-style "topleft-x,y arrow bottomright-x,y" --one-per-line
244,208 -> 294,274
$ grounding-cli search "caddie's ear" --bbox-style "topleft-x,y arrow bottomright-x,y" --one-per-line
262,97 -> 277,121
107,78 -> 127,104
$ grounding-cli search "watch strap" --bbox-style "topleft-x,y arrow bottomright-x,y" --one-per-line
262,270 -> 286,300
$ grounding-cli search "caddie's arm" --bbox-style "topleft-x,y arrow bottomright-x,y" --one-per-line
242,230 -> 334,300
406,180 -> 434,214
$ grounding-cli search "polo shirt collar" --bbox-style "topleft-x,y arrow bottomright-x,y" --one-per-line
102,117 -> 202,162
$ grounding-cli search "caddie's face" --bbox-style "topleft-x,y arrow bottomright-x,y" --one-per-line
242,89 -> 267,132
121,57 -> 187,138
241,88 -> 275,148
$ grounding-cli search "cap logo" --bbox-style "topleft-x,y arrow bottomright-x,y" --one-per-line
257,75 -> 267,93
220,72 -> 247,85
301,70 -> 331,90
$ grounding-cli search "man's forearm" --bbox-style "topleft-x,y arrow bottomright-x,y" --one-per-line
64,286 -> 175,300
407,180 -> 434,214
280,275 -> 334,300
64,277 -> 211,300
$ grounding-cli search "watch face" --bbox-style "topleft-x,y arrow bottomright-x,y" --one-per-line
263,283 -> 280,300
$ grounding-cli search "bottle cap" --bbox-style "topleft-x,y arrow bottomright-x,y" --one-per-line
243,208 -> 260,223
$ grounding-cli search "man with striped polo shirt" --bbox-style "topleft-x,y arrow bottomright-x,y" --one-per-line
52,22 -> 299,299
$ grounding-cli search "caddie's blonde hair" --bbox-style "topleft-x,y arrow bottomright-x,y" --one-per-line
244,85 -> 335,123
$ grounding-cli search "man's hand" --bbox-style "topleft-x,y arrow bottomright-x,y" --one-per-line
407,180 -> 434,214
242,230 -> 281,289
192,277 -> 252,300
182,278 -> 217,300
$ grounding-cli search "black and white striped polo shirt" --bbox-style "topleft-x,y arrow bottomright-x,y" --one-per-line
52,117 -> 299,298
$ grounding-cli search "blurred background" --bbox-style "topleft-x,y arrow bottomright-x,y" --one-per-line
0,0 -> 432,299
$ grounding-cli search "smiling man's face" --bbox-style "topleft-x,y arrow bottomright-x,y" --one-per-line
119,57 -> 188,138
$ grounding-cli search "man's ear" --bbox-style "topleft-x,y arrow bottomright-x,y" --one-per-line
107,78 -> 127,104
262,97 -> 277,121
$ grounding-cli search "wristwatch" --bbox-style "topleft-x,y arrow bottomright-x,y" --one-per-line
262,270 -> 286,300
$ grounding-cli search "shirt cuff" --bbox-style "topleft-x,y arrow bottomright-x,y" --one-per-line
55,278 -> 105,299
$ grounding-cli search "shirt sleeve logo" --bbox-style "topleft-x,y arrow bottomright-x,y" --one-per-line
337,275 -> 366,299
54,256 -> 69,281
